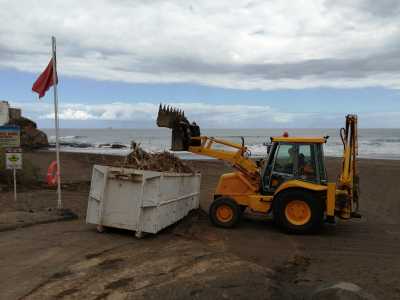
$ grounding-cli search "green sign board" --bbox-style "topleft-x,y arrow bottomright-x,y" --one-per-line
5,148 -> 22,169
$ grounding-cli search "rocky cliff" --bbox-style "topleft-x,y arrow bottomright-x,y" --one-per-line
1,103 -> 49,149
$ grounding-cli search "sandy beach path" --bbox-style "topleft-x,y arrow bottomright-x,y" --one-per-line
0,153 -> 399,299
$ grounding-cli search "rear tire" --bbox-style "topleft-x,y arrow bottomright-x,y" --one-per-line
274,190 -> 324,234
209,197 -> 241,228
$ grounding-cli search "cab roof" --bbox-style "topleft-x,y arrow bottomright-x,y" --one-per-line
271,136 -> 327,144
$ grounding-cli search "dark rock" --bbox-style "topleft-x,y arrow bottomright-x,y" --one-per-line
49,142 -> 93,148
110,144 -> 127,149
7,116 -> 48,149
98,143 -> 111,148
98,143 -> 127,149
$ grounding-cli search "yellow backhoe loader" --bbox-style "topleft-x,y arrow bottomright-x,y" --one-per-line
157,105 -> 360,233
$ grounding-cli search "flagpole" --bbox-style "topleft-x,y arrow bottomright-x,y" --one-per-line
52,36 -> 62,209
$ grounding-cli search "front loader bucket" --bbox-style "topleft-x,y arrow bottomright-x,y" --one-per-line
156,104 -> 185,129
156,104 -> 200,151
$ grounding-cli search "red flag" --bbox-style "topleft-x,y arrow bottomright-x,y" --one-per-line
32,58 -> 58,98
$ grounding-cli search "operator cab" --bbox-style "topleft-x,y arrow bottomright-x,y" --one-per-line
261,136 -> 328,195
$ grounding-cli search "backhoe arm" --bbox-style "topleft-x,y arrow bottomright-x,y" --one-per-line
189,136 -> 260,183
337,114 -> 360,218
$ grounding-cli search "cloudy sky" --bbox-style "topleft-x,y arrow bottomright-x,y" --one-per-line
1,0 -> 400,128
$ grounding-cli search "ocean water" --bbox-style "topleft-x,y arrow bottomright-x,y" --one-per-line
43,128 -> 400,160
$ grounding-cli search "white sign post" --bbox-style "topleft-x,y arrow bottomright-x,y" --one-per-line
5,148 -> 22,202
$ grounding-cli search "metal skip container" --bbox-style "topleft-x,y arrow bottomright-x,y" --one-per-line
86,165 -> 201,237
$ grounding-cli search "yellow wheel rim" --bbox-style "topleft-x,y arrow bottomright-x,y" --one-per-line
216,205 -> 234,223
284,200 -> 311,226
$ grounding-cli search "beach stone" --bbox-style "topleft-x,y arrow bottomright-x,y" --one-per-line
311,282 -> 376,300
111,143 -> 127,149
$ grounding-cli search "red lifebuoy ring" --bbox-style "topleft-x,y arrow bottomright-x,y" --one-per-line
47,160 -> 58,186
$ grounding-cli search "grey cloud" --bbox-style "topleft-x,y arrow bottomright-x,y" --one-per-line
1,0 -> 400,89
250,29 -> 266,36
112,49 -> 400,80
354,0 -> 400,18
327,0 -> 400,18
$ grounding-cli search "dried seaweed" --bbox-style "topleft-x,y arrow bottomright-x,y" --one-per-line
115,142 -> 194,173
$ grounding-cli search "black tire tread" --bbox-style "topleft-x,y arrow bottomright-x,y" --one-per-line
274,189 -> 324,234
209,197 -> 241,228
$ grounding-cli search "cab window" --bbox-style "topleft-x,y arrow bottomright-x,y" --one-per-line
262,142 -> 277,181
273,144 -> 295,174
298,144 -> 317,181
316,144 -> 327,182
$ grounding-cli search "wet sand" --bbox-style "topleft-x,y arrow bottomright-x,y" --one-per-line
0,151 -> 399,299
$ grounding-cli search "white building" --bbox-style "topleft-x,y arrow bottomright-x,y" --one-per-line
0,101 -> 10,125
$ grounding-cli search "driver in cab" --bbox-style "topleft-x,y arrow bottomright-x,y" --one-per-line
285,146 -> 315,179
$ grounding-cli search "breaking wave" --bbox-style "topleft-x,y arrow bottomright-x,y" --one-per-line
43,128 -> 400,160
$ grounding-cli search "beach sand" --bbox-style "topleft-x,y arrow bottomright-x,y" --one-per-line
0,151 -> 399,299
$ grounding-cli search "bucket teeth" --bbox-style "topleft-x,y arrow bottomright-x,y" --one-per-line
158,103 -> 185,117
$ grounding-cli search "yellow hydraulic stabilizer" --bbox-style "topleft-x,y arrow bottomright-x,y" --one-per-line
337,114 -> 360,219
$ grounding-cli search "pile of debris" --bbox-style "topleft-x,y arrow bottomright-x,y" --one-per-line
119,142 -> 194,173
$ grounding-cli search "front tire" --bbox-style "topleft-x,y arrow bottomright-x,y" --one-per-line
274,190 -> 324,234
209,197 -> 241,228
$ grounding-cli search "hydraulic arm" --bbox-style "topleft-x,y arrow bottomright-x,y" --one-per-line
189,136 -> 260,184
337,114 -> 360,218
